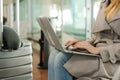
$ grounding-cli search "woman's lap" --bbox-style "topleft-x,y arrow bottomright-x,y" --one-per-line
54,52 -> 73,80
48,49 -> 58,80
48,48 -> 73,80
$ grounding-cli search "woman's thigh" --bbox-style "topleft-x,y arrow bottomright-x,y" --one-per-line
55,52 -> 73,66
48,48 -> 59,80
48,49 -> 58,62
49,50 -> 73,68
54,52 -> 73,80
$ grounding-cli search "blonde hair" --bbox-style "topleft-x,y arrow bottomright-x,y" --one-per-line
105,0 -> 120,20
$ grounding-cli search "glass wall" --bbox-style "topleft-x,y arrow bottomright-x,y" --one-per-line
19,0 -> 29,38
2,0 -> 101,41
61,0 -> 101,41
20,0 -> 29,21
19,0 -> 101,40
93,0 -> 101,22
62,0 -> 86,40
31,0 -> 51,40
20,0 -> 53,40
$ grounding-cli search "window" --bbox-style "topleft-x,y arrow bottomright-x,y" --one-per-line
62,0 -> 86,40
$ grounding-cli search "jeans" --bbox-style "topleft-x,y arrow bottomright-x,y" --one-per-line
48,48 -> 73,80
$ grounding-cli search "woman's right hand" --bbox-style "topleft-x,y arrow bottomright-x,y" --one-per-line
65,40 -> 79,47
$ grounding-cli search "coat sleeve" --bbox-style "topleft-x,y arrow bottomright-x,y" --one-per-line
99,43 -> 120,63
113,65 -> 120,80
86,35 -> 96,44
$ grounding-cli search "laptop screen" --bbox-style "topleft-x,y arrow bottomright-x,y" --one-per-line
37,17 -> 64,51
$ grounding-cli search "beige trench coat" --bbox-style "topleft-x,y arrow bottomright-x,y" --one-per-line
64,0 -> 120,80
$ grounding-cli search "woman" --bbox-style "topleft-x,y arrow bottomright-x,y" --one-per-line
48,0 -> 120,80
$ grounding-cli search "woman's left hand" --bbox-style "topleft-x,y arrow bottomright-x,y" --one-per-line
72,41 -> 100,54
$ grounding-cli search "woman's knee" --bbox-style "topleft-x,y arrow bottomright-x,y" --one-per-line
48,50 -> 58,66
54,52 -> 72,68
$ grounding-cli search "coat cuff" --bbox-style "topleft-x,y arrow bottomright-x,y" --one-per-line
99,47 -> 116,63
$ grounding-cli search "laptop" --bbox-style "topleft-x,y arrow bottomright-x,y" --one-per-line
37,17 -> 99,57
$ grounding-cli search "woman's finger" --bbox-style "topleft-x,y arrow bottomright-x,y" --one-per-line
65,41 -> 71,46
65,41 -> 73,47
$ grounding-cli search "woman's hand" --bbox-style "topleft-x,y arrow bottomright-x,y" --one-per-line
72,41 -> 100,54
65,40 -> 79,47
87,46 -> 100,55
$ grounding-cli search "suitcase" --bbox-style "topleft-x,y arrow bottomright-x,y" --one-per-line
0,41 -> 33,80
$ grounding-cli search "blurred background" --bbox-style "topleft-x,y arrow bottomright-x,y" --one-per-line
1,0 -> 101,80
3,0 -> 101,41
